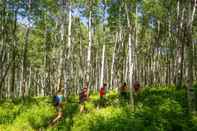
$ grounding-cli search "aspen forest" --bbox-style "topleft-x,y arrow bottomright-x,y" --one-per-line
0,0 -> 197,130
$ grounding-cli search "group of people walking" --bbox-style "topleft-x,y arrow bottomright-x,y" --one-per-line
49,81 -> 141,125
80,81 -> 141,112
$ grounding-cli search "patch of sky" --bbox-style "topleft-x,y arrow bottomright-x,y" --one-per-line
137,2 -> 143,17
17,8 -> 34,27
72,7 -> 88,27
149,16 -> 156,29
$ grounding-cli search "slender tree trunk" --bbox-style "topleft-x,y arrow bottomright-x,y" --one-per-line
110,32 -> 118,89
124,55 -> 128,82
100,44 -> 105,88
135,3 -> 138,82
125,3 -> 134,109
64,3 -> 72,95
68,4 -> 72,59
87,9 -> 92,83
186,0 -> 196,112
10,8 -> 18,99
57,3 -> 66,92
21,27 -> 30,97
176,0 -> 185,87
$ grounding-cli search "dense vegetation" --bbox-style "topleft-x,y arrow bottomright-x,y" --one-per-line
0,0 -> 197,130
1,85 -> 197,131
0,0 -> 196,99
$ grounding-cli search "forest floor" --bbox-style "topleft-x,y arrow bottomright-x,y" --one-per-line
1,85 -> 197,131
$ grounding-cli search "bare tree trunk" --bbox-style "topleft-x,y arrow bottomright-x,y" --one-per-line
110,32 -> 118,89
176,0 -> 185,87
125,3 -> 134,109
135,3 -> 138,82
21,27 -> 30,97
124,55 -> 129,83
86,10 -> 92,82
57,49 -> 64,91
100,44 -> 105,88
186,0 -> 196,112
100,2 -> 106,89
67,4 -> 72,59
10,8 -> 18,99
57,2 -> 66,92
64,2 -> 72,95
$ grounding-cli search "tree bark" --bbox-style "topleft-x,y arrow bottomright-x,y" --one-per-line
86,9 -> 92,83
186,0 -> 196,112
125,3 -> 134,109
10,7 -> 18,99
21,27 -> 30,97
175,0 -> 185,88
100,44 -> 105,88
110,32 -> 118,89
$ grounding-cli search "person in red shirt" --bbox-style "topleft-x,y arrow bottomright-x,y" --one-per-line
99,83 -> 107,107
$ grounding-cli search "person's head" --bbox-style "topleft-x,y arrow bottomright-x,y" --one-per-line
103,83 -> 107,87
123,82 -> 127,86
57,88 -> 64,95
83,87 -> 88,91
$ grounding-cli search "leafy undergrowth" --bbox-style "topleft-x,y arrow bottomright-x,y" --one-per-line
1,85 -> 197,131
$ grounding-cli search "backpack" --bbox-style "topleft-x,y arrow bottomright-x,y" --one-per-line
53,95 -> 63,106
120,85 -> 128,92
79,88 -> 88,103
133,81 -> 140,92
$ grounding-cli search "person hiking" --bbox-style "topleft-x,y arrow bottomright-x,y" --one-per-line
50,88 -> 64,125
133,81 -> 141,95
119,82 -> 129,101
99,83 -> 107,107
79,82 -> 89,113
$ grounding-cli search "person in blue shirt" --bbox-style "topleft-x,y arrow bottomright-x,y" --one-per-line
50,88 -> 64,125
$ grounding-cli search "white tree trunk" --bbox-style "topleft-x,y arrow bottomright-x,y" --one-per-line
57,49 -> 63,91
68,4 -> 72,59
128,33 -> 134,104
87,10 -> 92,82
191,0 -> 196,24
28,66 -> 31,93
64,3 -> 72,95
135,4 -> 138,81
125,3 -> 134,109
100,44 -> 105,88
110,32 -> 118,89
124,55 -> 129,82
57,2 -> 66,92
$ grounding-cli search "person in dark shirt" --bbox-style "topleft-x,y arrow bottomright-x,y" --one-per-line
79,82 -> 89,112
119,82 -> 129,101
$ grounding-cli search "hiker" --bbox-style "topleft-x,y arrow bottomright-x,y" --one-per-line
99,83 -> 107,107
119,82 -> 129,101
79,82 -> 89,112
133,81 -> 141,95
50,88 -> 64,125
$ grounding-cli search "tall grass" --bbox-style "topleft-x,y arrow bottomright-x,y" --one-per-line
0,85 -> 197,131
